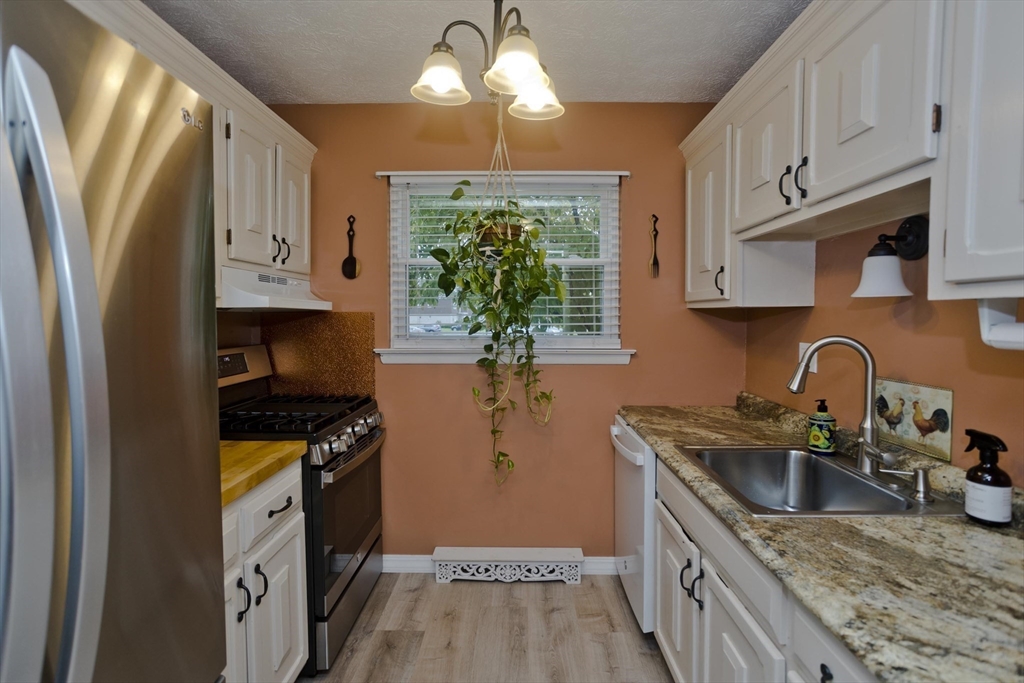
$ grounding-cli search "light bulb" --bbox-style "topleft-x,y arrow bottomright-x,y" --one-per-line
425,67 -> 457,94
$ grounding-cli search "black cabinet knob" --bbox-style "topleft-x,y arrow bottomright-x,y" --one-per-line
820,663 -> 834,683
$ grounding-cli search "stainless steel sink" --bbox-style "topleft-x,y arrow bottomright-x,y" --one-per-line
678,446 -> 963,517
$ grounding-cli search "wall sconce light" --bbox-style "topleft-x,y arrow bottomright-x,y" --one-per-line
851,216 -> 929,298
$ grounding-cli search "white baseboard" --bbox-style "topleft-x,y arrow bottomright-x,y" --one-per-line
382,554 -> 618,576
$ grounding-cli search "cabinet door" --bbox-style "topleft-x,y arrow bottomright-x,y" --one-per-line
245,513 -> 308,683
654,501 -> 701,683
685,126 -> 731,302
701,558 -> 786,683
942,0 -> 1024,283
223,568 -> 249,683
275,144 -> 311,275
227,109 -> 276,266
802,0 -> 941,205
733,61 -> 804,232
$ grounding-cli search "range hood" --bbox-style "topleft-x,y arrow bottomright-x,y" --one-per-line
218,266 -> 332,311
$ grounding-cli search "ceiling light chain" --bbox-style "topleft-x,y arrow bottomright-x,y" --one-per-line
410,0 -> 564,120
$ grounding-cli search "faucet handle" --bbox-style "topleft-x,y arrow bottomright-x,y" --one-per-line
857,438 -> 899,467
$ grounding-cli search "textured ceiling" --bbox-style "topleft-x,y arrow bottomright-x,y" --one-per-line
143,0 -> 811,105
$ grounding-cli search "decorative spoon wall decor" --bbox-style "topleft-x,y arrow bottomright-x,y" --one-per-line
342,214 -> 361,279
649,214 -> 660,278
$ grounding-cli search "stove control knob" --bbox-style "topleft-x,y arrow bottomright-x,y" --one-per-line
375,410 -> 384,426
328,438 -> 346,455
343,427 -> 356,446
364,413 -> 376,428
354,419 -> 368,436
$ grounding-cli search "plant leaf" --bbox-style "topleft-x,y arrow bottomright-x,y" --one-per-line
451,187 -> 465,200
456,179 -> 472,186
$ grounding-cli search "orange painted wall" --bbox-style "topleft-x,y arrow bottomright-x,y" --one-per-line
271,102 -> 745,555
746,226 -> 1024,485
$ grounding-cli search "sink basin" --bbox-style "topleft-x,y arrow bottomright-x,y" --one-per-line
678,446 -> 963,517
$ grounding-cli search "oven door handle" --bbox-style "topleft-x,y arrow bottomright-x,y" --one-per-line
321,428 -> 386,489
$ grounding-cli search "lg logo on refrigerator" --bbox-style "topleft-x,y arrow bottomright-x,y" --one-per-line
180,107 -> 204,131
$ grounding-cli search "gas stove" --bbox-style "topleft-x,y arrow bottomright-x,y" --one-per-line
217,345 -> 386,675
219,393 -> 383,466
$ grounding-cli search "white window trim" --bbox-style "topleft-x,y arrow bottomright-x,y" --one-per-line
376,170 -> 634,365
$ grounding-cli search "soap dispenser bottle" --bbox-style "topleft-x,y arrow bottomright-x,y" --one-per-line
808,398 -> 837,455
964,429 -> 1013,527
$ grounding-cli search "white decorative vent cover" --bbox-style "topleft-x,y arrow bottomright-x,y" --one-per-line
432,547 -> 583,585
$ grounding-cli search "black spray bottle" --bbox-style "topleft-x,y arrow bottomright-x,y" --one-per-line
964,429 -> 1013,527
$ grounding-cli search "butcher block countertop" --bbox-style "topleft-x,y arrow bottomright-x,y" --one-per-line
619,393 -> 1024,683
219,441 -> 306,507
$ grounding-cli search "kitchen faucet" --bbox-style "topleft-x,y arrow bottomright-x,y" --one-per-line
787,336 -> 879,477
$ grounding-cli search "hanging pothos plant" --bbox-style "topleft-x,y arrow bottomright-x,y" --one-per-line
431,181 -> 566,485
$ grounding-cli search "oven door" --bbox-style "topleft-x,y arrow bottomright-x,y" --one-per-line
314,427 -> 384,617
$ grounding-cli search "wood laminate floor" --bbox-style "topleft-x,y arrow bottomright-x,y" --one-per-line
308,573 -> 672,683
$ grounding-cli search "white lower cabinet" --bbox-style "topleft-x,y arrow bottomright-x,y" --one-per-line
245,513 -> 307,683
655,501 -> 701,683
223,460 -> 308,683
655,461 -> 875,683
224,568 -> 249,683
701,557 -> 786,682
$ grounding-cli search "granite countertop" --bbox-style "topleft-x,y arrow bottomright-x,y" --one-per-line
219,440 -> 307,507
620,393 -> 1024,683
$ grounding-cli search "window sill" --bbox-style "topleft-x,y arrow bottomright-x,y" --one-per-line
374,348 -> 636,365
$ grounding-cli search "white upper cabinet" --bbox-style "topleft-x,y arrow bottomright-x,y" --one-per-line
686,127 -> 731,303
275,144 -> 311,275
733,61 -> 804,232
801,0 -> 942,205
227,109 -> 277,267
940,0 -> 1024,284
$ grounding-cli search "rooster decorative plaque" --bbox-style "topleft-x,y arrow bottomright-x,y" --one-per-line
875,377 -> 954,462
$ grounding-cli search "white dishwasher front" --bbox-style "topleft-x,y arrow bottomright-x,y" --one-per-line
611,414 -> 656,633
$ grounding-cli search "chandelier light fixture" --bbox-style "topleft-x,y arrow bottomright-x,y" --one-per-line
410,0 -> 564,120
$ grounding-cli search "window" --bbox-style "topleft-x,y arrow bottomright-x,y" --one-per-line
378,171 -> 633,364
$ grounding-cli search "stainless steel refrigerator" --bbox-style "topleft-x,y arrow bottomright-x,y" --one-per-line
0,1 -> 224,681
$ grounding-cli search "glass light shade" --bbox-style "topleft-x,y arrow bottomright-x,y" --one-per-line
483,31 -> 546,94
508,77 -> 564,120
851,254 -> 913,297
411,48 -> 471,105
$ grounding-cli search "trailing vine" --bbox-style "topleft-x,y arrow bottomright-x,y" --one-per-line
432,181 -> 565,484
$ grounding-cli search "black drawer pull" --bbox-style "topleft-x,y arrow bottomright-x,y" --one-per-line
254,563 -> 269,606
268,495 -> 293,519
794,156 -> 808,199
778,164 -> 793,205
689,568 -> 705,611
236,577 -> 251,622
281,238 -> 291,265
820,663 -> 833,683
713,266 -> 725,296
272,235 -> 281,263
679,559 -> 693,598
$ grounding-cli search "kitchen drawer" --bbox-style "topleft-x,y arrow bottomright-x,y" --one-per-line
223,510 -> 240,568
239,462 -> 303,553
790,603 -> 874,683
656,460 -> 787,644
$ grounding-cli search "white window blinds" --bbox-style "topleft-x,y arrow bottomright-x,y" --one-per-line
388,173 -> 623,351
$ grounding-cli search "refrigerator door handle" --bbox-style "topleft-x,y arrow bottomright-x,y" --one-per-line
0,125 -> 56,683
4,46 -> 112,683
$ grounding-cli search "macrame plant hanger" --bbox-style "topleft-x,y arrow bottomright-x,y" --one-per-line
480,95 -> 520,235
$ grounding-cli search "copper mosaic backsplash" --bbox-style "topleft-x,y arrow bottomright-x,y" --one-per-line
260,311 -> 375,397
